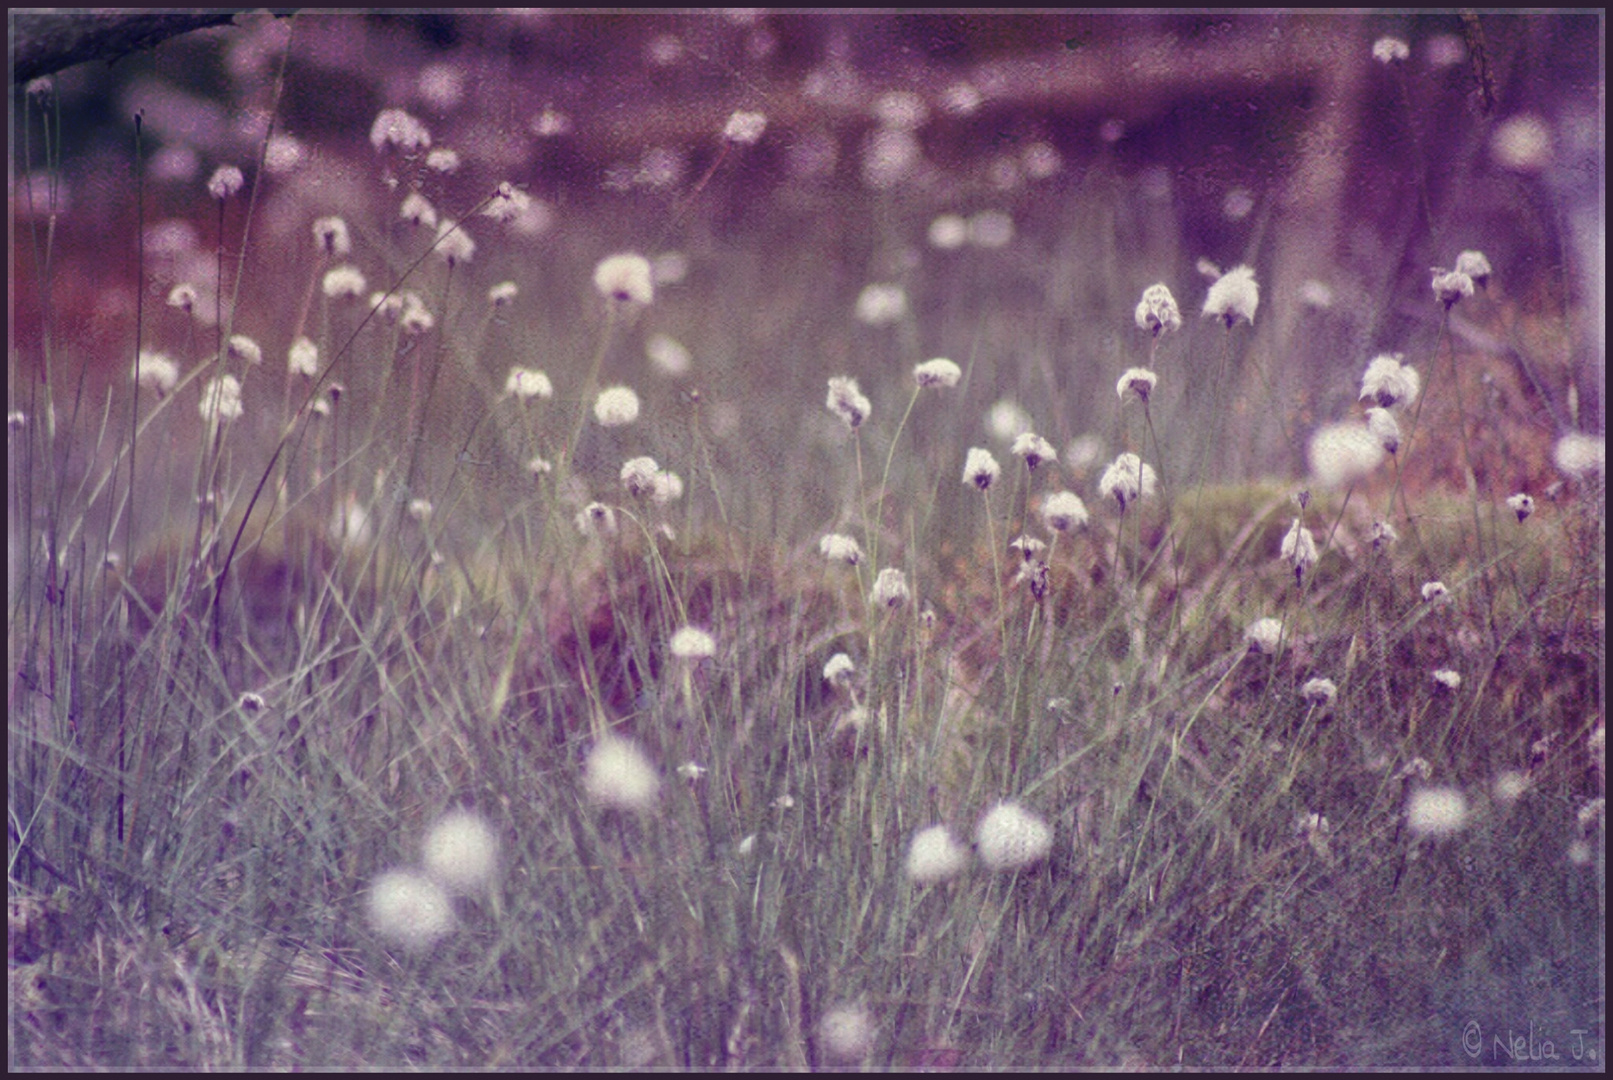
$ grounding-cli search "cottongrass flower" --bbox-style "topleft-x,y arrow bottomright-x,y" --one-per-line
1301,677 -> 1338,706
482,181 -> 530,223
1431,668 -> 1462,691
1116,367 -> 1158,404
722,110 -> 768,144
975,802 -> 1053,871
134,349 -> 180,396
854,282 -> 907,325
1134,283 -> 1181,336
913,357 -> 962,389
312,215 -> 351,257
819,533 -> 863,565
288,336 -> 319,377
1280,518 -> 1319,583
1041,491 -> 1089,532
1421,580 -> 1449,602
400,293 -> 434,336
1493,770 -> 1530,805
199,375 -> 243,423
206,164 -> 244,200
400,191 -> 437,229
227,334 -> 261,366
669,626 -> 715,661
1009,535 -> 1046,562
1372,36 -> 1410,63
620,456 -> 661,498
1099,452 -> 1157,512
928,213 -> 968,249
823,653 -> 856,688
584,736 -> 660,811
167,283 -> 199,315
1359,354 -> 1421,409
1454,250 -> 1492,287
1430,268 -> 1474,307
646,333 -> 692,377
367,869 -> 453,951
819,1004 -> 875,1064
1406,787 -> 1469,838
575,501 -> 617,536
1365,407 -> 1401,453
593,253 -> 654,305
871,567 -> 911,609
433,221 -> 475,266
370,107 -> 432,153
594,385 -> 641,426
421,810 -> 498,895
1203,264 -> 1259,327
1011,432 -> 1056,471
1245,617 -> 1284,655
652,471 -> 684,505
1552,432 -> 1604,478
906,825 -> 970,884
1371,519 -> 1399,550
494,367 -> 551,404
1506,492 -> 1535,522
826,376 -> 871,430
322,265 -> 367,299
964,447 -> 1001,490
425,147 -> 461,173
986,399 -> 1034,442
408,498 -> 433,522
488,280 -> 518,306
1308,422 -> 1385,488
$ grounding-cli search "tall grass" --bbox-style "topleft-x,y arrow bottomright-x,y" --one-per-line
9,14 -> 1605,1068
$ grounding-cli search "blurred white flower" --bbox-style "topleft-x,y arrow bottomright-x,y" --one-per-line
584,737 -> 660,811
651,471 -> 683,505
370,107 -> 432,153
1099,452 -> 1157,511
826,376 -> 871,431
322,265 -> 368,300
367,869 -> 453,951
1365,407 -> 1401,453
1431,268 -> 1474,307
1431,668 -> 1462,691
288,336 -> 319,378
1116,367 -> 1158,404
620,456 -> 661,498
913,357 -> 961,389
167,283 -> 198,315
1301,677 -> 1337,706
1245,617 -> 1284,654
1040,491 -> 1089,533
1491,114 -> 1552,172
594,253 -> 654,305
1421,580 -> 1449,602
1453,250 -> 1492,287
854,282 -> 907,325
1308,422 -> 1385,488
906,825 -> 970,884
1372,36 -> 1410,64
425,147 -> 461,173
199,374 -> 243,423
488,280 -> 519,306
1506,492 -> 1534,522
1371,520 -> 1399,550
1203,265 -> 1259,327
401,191 -> 437,229
421,810 -> 498,895
964,447 -> 1001,490
1493,770 -> 1529,804
433,221 -> 475,266
227,334 -> 261,365
1134,283 -> 1181,336
646,333 -> 691,376
975,802 -> 1052,871
722,110 -> 768,144
819,533 -> 863,565
1280,519 -> 1319,582
1552,432 -> 1604,478
819,1004 -> 875,1063
482,181 -> 529,222
823,652 -> 856,687
928,213 -> 969,250
968,209 -> 1014,248
1359,354 -> 1421,409
986,399 -> 1033,443
670,626 -> 715,660
206,164 -> 244,199
1011,432 -> 1056,471
576,502 -> 617,536
134,349 -> 179,396
312,215 -> 351,256
1407,786 -> 1468,837
594,386 -> 641,426
871,567 -> 910,609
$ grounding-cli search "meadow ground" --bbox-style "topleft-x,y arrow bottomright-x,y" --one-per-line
8,12 -> 1605,1068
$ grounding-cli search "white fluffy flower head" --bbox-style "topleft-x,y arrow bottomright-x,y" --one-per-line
1372,36 -> 1410,64
421,810 -> 498,894
594,385 -> 641,426
1134,283 -> 1181,336
906,825 -> 970,884
620,456 -> 661,498
1506,492 -> 1534,522
368,869 -> 453,951
913,357 -> 962,389
1041,491 -> 1089,532
134,349 -> 179,396
1365,407 -> 1401,453
1099,452 -> 1157,511
1308,422 -> 1385,488
1011,432 -> 1056,471
1116,367 -> 1158,404
505,366 -> 553,402
199,375 -> 243,423
1454,250 -> 1492,286
1280,519 -> 1319,582
1553,433 -> 1604,478
1407,786 -> 1469,837
819,533 -> 863,565
826,376 -> 871,431
1359,354 -> 1421,409
1431,268 -> 1474,307
975,802 -> 1053,871
669,625 -> 715,661
584,737 -> 660,811
1301,677 -> 1337,706
1245,617 -> 1284,654
370,107 -> 432,153
722,110 -> 768,145
594,253 -> 654,305
207,164 -> 244,200
854,282 -> 907,325
871,567 -> 911,609
1203,264 -> 1259,327
964,447 -> 1001,490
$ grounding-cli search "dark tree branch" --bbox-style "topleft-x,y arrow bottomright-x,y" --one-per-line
11,10 -> 290,84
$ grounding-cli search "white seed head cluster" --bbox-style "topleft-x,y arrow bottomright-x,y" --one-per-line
1552,433 -> 1604,479
1301,677 -> 1338,706
1040,491 -> 1089,532
986,399 -> 1034,443
594,253 -> 654,305
370,107 -> 432,154
1431,268 -> 1475,307
1431,668 -> 1462,691
1308,422 -> 1385,488
167,283 -> 198,314
227,334 -> 262,365
421,810 -> 498,894
312,215 -> 351,256
1280,519 -> 1319,581
1359,354 -> 1421,409
819,1004 -> 876,1063
964,447 -> 1001,490
322,264 -> 368,299
584,737 -> 660,811
433,221 -> 476,266
823,652 -> 856,687
207,164 -> 244,200
975,802 -> 1053,871
646,333 -> 692,376
1011,432 -> 1056,471
1364,407 -> 1402,453
619,456 -> 661,498
288,336 -> 319,378
401,191 -> 438,229
199,375 -> 244,423
913,357 -> 962,389
826,376 -> 871,431
1245,617 -> 1284,655
367,869 -> 453,951
593,385 -> 641,427
504,366 -> 553,402
669,625 -> 715,661
1372,36 -> 1410,63
722,110 -> 768,145
1116,367 -> 1158,404
1421,580 -> 1449,602
1407,786 -> 1469,837
854,282 -> 907,325
819,533 -> 863,565
134,349 -> 180,396
906,824 -> 970,884
1099,453 -> 1157,511
1134,283 -> 1181,336
1202,264 -> 1259,327
575,501 -> 617,536
1453,250 -> 1492,286
1506,492 -> 1534,522
870,567 -> 911,609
